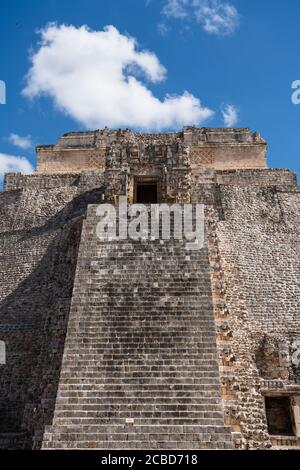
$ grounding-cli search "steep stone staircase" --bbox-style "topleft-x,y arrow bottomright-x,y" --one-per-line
42,205 -> 233,449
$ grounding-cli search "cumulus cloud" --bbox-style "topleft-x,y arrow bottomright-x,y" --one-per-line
8,133 -> 33,150
0,153 -> 34,188
23,24 -> 213,130
221,104 -> 238,127
195,0 -> 240,35
162,0 -> 240,36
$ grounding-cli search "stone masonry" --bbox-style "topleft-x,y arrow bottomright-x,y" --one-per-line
0,127 -> 299,450
42,206 -> 232,449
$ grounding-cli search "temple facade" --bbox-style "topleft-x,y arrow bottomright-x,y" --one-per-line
0,127 -> 300,450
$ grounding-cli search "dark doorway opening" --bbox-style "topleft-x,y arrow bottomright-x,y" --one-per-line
265,396 -> 295,436
136,182 -> 158,204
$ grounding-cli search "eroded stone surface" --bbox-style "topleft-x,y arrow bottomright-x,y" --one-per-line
0,127 -> 299,450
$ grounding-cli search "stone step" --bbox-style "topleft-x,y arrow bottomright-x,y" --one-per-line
60,363 -> 220,370
43,432 -> 233,443
68,307 -> 214,310
65,326 -> 216,331
58,376 -> 220,382
66,316 -> 216,321
54,392 -> 221,401
60,365 -> 220,372
43,441 -> 232,450
67,319 -> 214,323
67,312 -> 214,315
73,340 -> 217,344
52,417 -> 226,426
58,378 -> 220,388
44,424 -> 230,433
66,317 -> 216,321
53,393 -> 221,407
65,333 -> 216,339
61,375 -> 220,392
58,384 -> 221,393
53,412 -> 225,421
58,371 -> 219,380
62,354 -> 219,360
71,315 -> 214,318
61,364 -> 220,370
61,352 -> 218,359
60,361 -> 220,367
63,334 -> 217,340
59,367 -> 221,375
54,402 -> 224,412
43,432 -> 232,443
54,403 -> 222,411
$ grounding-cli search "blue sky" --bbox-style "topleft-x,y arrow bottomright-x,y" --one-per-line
1,0 -> 300,187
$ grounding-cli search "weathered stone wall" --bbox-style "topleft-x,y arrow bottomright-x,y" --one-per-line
0,174 -> 105,449
36,127 -> 267,175
4,172 -> 105,191
202,182 -> 300,449
215,169 -> 297,188
36,149 -> 106,174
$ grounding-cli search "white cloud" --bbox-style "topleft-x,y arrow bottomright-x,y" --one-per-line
23,24 -> 213,131
162,0 -> 240,36
157,22 -> 170,36
0,153 -> 34,186
194,1 -> 240,35
8,133 -> 33,150
221,104 -> 238,127
162,0 -> 189,18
